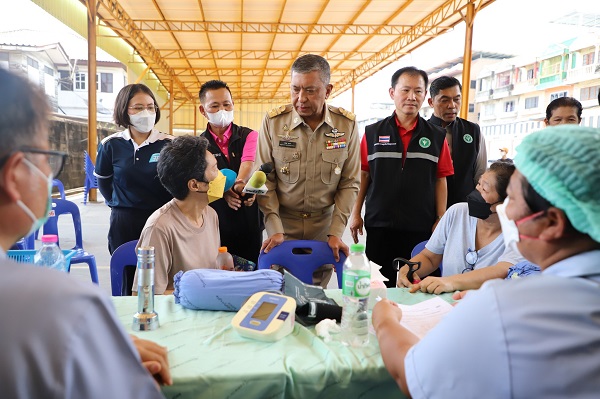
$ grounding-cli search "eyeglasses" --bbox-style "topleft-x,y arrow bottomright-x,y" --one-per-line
128,105 -> 158,114
462,248 -> 478,273
20,147 -> 67,178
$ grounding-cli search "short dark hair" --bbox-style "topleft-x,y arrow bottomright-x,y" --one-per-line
391,66 -> 428,89
0,69 -> 50,161
113,84 -> 161,128
199,80 -> 232,104
545,97 -> 582,122
291,54 -> 331,85
157,135 -> 209,200
429,76 -> 462,99
488,161 -> 516,202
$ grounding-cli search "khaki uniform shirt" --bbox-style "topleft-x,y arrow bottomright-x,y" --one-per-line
256,104 -> 360,238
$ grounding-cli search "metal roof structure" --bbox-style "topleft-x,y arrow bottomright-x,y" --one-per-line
85,0 -> 497,105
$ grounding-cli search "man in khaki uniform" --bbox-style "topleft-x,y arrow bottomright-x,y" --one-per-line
256,54 -> 360,285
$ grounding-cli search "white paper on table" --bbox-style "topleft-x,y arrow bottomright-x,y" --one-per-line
397,297 -> 453,339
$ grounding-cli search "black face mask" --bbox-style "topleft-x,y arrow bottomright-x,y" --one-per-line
466,189 -> 494,220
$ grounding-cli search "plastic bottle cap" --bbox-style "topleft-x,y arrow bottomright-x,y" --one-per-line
350,243 -> 365,252
219,246 -> 228,253
41,234 -> 59,243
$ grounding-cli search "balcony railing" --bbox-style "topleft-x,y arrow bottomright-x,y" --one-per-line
567,63 -> 600,82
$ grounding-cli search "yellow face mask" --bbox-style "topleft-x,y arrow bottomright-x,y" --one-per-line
207,170 -> 227,203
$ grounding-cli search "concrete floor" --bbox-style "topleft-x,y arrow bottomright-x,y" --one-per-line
48,192 -> 366,295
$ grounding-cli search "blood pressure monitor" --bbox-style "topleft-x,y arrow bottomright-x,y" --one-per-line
232,292 -> 296,342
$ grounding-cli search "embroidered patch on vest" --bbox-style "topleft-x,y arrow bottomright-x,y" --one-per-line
463,134 -> 473,144
418,137 -> 431,148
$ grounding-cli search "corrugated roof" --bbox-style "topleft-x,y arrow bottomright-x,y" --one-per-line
85,0 -> 497,104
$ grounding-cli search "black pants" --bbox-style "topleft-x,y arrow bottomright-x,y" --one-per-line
108,207 -> 156,255
365,227 -> 437,287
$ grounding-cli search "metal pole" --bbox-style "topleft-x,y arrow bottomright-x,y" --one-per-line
87,0 -> 98,202
460,0 -> 475,120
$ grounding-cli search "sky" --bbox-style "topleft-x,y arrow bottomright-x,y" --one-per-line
1,0 -> 598,112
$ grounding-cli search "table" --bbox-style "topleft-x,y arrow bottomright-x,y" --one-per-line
113,288 -> 454,399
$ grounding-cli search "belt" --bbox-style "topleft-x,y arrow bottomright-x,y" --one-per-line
281,207 -> 332,219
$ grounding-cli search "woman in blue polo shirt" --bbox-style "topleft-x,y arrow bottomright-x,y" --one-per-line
95,84 -> 173,254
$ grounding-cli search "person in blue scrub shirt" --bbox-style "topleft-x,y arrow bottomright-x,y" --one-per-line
373,125 -> 600,398
95,84 -> 173,254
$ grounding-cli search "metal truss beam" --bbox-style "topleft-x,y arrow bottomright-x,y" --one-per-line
155,49 -> 405,61
334,0 -> 476,95
96,0 -> 194,101
117,20 -> 442,35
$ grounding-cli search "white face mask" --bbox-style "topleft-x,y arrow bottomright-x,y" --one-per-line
16,158 -> 53,237
206,109 -> 234,128
496,198 -> 520,251
130,109 -> 156,133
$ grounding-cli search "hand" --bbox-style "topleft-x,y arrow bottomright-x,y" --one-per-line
130,335 -> 172,386
409,276 -> 455,294
372,299 -> 402,331
396,265 -> 417,288
223,189 -> 242,210
349,213 -> 364,244
242,193 -> 256,207
452,290 -> 470,301
261,233 -> 285,253
327,235 -> 349,262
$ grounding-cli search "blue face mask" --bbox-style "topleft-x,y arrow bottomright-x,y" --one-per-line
16,158 -> 53,237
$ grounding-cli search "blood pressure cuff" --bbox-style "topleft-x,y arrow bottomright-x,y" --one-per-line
173,269 -> 284,311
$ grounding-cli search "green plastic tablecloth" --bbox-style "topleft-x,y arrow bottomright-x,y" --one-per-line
113,288 -> 454,399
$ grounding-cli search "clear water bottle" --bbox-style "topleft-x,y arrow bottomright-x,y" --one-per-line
216,246 -> 234,271
34,234 -> 67,272
133,246 -> 159,331
340,243 -> 371,346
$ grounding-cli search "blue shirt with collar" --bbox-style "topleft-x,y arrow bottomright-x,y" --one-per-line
95,128 -> 173,209
405,250 -> 600,399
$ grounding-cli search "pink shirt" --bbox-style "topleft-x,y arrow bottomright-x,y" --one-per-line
209,125 -> 258,163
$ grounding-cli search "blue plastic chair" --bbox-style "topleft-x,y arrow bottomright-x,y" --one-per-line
10,233 -> 35,250
42,198 -> 99,284
411,240 -> 443,275
52,179 -> 66,200
110,240 -> 138,296
83,151 -> 98,205
257,240 -> 346,287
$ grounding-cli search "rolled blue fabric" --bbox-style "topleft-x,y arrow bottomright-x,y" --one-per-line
173,269 -> 283,311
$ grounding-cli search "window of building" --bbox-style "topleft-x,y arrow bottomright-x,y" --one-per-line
27,57 -> 39,69
468,103 -> 475,113
470,80 -> 476,89
581,85 -> 600,101
527,68 -> 534,80
498,73 -> 510,87
44,66 -> 53,76
59,71 -> 73,91
550,91 -> 567,101
0,52 -> 8,61
75,72 -> 86,90
504,101 -> 515,112
582,52 -> 595,66
524,96 -> 538,109
100,72 -> 113,93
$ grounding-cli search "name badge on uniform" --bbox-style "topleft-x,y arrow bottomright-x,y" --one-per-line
279,141 -> 297,148
149,153 -> 160,163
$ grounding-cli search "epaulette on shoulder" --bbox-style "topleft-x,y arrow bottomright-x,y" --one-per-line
329,105 -> 356,121
267,104 -> 293,118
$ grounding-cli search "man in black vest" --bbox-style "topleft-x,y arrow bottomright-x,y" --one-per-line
199,80 -> 263,263
428,76 -> 487,207
350,67 -> 454,286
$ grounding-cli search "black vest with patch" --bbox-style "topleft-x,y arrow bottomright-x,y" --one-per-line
364,113 -> 446,232
429,115 -> 482,207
